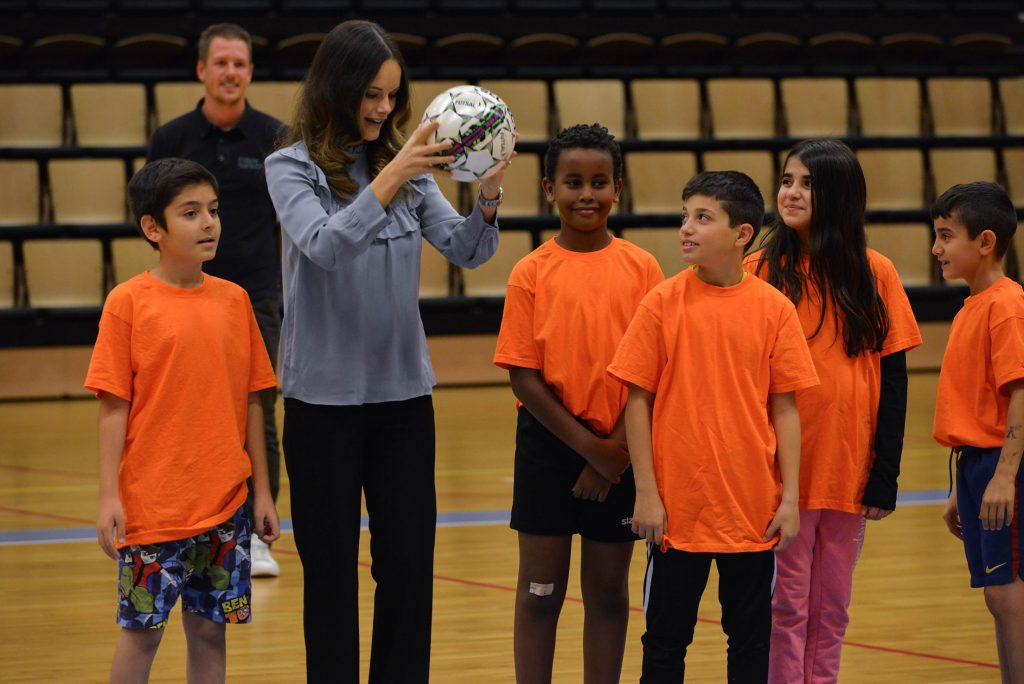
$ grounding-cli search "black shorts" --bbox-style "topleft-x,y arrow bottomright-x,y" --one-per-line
510,407 -> 639,543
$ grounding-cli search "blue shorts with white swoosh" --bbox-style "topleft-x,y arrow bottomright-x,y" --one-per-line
956,446 -> 1023,588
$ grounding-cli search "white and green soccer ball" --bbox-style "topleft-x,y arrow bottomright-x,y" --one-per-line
421,85 -> 516,183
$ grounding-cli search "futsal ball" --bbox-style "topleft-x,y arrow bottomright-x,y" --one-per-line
421,85 -> 516,183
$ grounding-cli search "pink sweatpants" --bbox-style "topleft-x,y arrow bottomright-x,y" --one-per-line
769,508 -> 866,684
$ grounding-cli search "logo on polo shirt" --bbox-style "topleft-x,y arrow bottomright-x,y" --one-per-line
238,156 -> 262,171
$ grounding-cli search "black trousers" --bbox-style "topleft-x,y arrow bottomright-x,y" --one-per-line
283,395 -> 437,684
641,545 -> 775,683
246,297 -> 282,527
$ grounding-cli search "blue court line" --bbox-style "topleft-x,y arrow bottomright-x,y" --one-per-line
895,489 -> 951,505
0,509 -> 513,546
0,490 -> 952,547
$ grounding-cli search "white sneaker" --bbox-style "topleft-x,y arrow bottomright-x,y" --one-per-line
250,535 -> 280,578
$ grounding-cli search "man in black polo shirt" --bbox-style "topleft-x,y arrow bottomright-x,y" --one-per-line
148,23 -> 285,577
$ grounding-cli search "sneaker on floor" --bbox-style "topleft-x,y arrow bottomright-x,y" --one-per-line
250,535 -> 280,578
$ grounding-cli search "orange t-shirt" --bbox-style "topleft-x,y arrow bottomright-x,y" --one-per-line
494,237 -> 664,434
85,272 -> 277,547
934,277 -> 1024,448
744,249 -> 922,512
607,269 -> 819,553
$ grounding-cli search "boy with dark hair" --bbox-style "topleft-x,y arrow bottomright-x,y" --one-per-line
608,171 -> 819,682
148,21 -> 286,577
931,181 -> 1024,682
495,123 -> 663,682
129,157 -> 224,248
87,157 -> 279,683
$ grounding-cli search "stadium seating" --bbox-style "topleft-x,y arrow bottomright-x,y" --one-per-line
707,78 -> 777,138
0,161 -> 41,225
111,237 -> 158,284
23,239 -> 105,307
0,242 -> 14,308
48,159 -> 128,224
855,77 -> 922,135
477,80 -> 550,141
857,149 -> 926,209
927,78 -> 994,136
0,85 -> 64,147
0,0 -> 1019,348
245,80 -> 302,125
462,230 -> 533,296
552,79 -> 626,138
866,223 -> 934,286
626,152 -> 698,213
621,227 -> 687,278
780,77 -> 850,137
931,148 -> 998,193
702,150 -> 777,208
70,84 -> 148,147
631,79 -> 702,140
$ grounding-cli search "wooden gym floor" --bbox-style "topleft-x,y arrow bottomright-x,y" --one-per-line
0,373 -> 1003,682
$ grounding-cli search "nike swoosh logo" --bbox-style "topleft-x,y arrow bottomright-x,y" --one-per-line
986,562 -> 1007,574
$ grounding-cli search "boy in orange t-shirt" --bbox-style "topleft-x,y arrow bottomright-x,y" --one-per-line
85,158 -> 279,683
931,181 -> 1024,682
494,124 -> 664,683
608,171 -> 818,682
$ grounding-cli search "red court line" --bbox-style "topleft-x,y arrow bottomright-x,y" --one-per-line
0,462 -> 96,479
7,527 -> 995,671
839,640 -> 998,669
347,560 -> 997,671
0,505 -> 93,525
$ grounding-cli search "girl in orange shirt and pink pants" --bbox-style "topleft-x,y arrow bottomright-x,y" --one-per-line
746,139 -> 922,683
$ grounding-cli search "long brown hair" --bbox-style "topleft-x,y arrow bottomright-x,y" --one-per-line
281,20 -> 411,201
755,139 -> 889,356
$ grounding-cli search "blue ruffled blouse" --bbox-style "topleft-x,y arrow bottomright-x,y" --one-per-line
265,141 -> 499,405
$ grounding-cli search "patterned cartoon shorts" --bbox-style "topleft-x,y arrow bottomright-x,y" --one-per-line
116,506 -> 252,629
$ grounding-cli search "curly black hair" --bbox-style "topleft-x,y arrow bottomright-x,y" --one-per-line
542,123 -> 623,182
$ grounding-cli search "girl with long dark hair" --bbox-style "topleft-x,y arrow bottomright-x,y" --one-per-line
746,139 -> 922,683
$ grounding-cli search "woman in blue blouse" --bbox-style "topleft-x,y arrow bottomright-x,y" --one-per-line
264,20 -> 505,683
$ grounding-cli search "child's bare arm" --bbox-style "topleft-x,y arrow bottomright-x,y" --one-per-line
609,412 -> 627,443
942,487 -> 962,539
571,464 -> 613,502
626,385 -> 666,544
570,412 -> 630,501
765,391 -> 800,552
246,393 -> 280,543
981,380 -> 1024,530
508,366 -> 628,483
96,393 -> 130,560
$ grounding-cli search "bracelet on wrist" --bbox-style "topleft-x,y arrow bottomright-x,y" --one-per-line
478,186 -> 503,208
